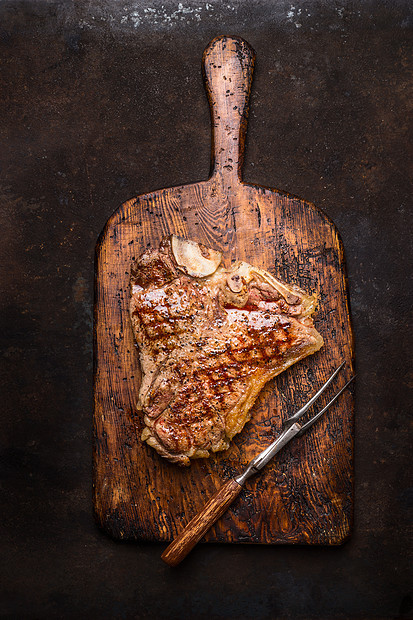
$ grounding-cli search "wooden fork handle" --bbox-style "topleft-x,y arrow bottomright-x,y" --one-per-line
161,478 -> 243,567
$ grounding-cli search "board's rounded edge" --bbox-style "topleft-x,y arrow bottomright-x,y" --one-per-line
92,500 -> 168,543
94,180 -> 210,251
241,180 -> 345,238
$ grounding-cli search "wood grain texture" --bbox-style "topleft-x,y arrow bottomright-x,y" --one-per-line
93,36 -> 354,544
161,479 -> 243,566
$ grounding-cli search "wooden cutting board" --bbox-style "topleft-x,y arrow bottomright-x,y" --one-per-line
93,36 -> 354,544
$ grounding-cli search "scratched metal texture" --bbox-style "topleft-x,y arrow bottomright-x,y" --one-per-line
0,1 -> 412,618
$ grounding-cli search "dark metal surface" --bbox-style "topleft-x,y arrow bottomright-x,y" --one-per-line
1,1 -> 412,618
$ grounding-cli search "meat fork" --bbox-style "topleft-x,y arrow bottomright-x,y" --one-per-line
161,362 -> 355,566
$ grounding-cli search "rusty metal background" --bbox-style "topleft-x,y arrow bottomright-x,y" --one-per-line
1,1 -> 412,618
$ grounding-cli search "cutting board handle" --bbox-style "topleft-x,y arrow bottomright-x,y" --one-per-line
203,36 -> 255,184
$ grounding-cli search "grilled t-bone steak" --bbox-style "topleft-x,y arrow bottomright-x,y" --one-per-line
129,236 -> 323,465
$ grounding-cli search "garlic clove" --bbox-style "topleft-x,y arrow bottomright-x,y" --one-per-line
227,273 -> 244,293
171,235 -> 222,278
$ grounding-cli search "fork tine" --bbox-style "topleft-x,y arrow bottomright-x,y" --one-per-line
284,361 -> 346,428
296,375 -> 355,436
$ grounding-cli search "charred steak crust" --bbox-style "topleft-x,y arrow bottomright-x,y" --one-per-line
129,236 -> 323,465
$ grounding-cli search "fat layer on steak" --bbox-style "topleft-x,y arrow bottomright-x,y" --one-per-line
129,236 -> 323,465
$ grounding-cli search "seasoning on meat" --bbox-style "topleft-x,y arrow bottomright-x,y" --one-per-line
129,236 -> 323,465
